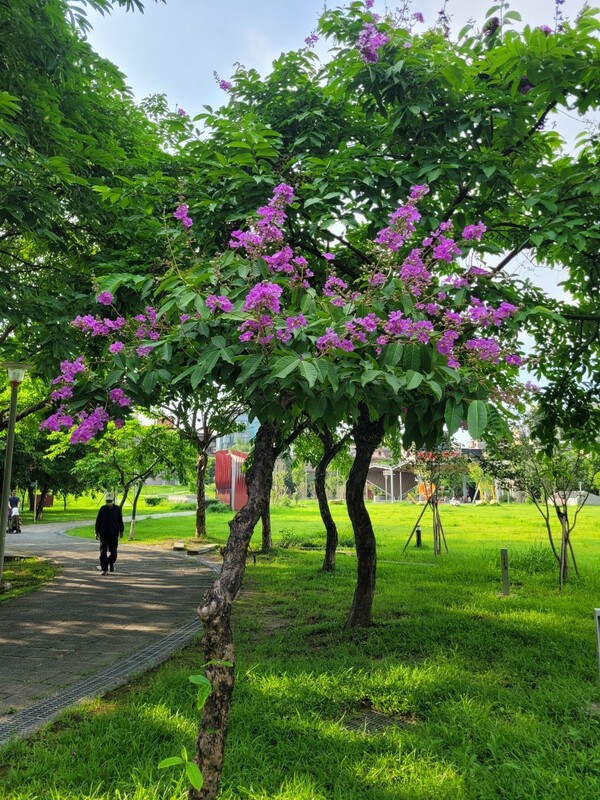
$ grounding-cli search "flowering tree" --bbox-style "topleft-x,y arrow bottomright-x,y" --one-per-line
43,175 -> 531,795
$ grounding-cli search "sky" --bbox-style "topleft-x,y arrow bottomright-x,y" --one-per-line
85,0 -> 590,119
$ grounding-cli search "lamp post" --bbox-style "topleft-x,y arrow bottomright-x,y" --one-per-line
0,361 -> 31,592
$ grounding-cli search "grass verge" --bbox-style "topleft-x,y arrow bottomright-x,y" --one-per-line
0,558 -> 57,603
2,503 -> 600,798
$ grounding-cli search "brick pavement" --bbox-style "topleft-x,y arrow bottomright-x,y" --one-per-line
0,519 -> 218,739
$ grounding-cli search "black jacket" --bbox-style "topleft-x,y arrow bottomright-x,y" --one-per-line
95,504 -> 124,538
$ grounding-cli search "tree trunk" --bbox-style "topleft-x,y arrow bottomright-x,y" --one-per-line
128,481 -> 144,540
261,496 -> 272,551
556,506 -> 569,588
195,450 -> 208,539
27,486 -> 35,513
316,427 -> 348,573
345,406 -> 385,628
192,422 -> 278,800
35,486 -> 50,520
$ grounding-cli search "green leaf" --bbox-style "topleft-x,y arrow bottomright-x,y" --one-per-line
299,360 -> 318,388
444,399 -> 463,435
158,757 -> 184,768
379,342 -> 404,368
403,344 -> 421,372
189,674 -> 212,687
467,400 -> 488,439
427,380 -> 443,401
361,369 -> 381,386
384,373 -> 402,393
405,370 -> 423,390
271,355 -> 299,380
238,353 -> 263,384
186,762 -> 204,791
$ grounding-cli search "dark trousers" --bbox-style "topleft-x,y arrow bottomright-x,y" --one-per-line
99,535 -> 119,572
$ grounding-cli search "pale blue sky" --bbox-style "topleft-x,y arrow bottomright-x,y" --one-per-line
85,1 -> 588,116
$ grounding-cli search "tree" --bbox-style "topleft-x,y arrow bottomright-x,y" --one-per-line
37,4 -> 600,796
485,428 -> 600,587
293,424 -> 352,571
49,418 -> 192,537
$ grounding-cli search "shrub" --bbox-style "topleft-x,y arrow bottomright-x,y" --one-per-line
145,496 -> 165,507
206,501 -> 231,513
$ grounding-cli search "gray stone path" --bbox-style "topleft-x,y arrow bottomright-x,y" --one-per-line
0,518 -> 219,743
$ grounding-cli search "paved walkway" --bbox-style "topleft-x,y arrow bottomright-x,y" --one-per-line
0,518 -> 219,744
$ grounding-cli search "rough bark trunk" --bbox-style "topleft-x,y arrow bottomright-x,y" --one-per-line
316,428 -> 347,573
191,422 -> 278,800
261,496 -> 272,551
195,450 -> 208,539
345,406 -> 385,628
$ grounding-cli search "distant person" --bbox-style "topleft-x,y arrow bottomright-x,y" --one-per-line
8,494 -> 20,533
95,492 -> 124,575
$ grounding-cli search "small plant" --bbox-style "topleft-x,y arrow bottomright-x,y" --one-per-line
145,496 -> 165,507
206,500 -> 231,513
158,660 -> 232,792
511,543 -> 557,575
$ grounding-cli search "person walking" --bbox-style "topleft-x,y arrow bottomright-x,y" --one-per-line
95,492 -> 124,575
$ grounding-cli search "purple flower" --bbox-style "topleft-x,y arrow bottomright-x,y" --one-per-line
462,222 -> 487,241
109,388 -> 132,407
357,22 -> 390,63
51,385 -> 73,401
70,407 -> 110,444
366,0 -> 374,8
465,337 -> 501,363
177,107 -> 187,116
97,292 -> 113,306
109,341 -> 125,354
206,294 -> 234,313
219,79 -> 233,91
537,25 -> 553,35
136,345 -> 153,357
180,313 -> 190,323
505,354 -> 523,366
173,204 -> 189,220
40,406 -> 74,433
368,272 -> 386,288
322,252 -> 335,261
412,12 -> 424,23
305,32 -> 319,47
181,216 -> 193,228
114,419 -> 125,429
243,282 -> 283,314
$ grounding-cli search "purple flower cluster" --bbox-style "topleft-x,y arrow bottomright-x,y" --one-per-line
219,79 -> 233,91
72,315 -> 127,337
537,25 -> 553,35
243,282 -> 283,314
375,205 -> 421,252
97,292 -> 114,306
239,315 -> 274,345
133,307 -> 161,342
464,337 -> 501,363
263,246 -> 313,289
174,204 -> 193,229
412,12 -> 425,23
323,275 -> 349,306
316,328 -> 354,353
467,298 -> 517,327
206,295 -> 235,313
462,221 -> 487,241
70,407 -> 110,444
50,357 -> 86,401
304,32 -> 319,47
436,330 -> 460,367
40,406 -> 74,433
368,272 -> 386,288
109,388 -> 132,407
276,314 -> 307,343
177,107 -> 187,117
230,184 -> 295,257
399,249 -> 432,297
357,22 -> 390,63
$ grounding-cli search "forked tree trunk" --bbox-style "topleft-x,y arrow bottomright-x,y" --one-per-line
192,423 -> 278,800
261,497 -> 272,551
345,406 -> 385,628
317,427 -> 348,572
195,449 -> 208,539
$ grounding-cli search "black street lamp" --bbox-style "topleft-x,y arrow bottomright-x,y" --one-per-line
0,362 -> 31,591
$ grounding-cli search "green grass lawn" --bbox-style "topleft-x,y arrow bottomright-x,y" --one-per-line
2,502 -> 600,799
0,558 -> 57,603
16,484 -> 197,525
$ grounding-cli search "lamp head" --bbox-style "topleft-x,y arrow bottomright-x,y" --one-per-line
1,362 -> 32,385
